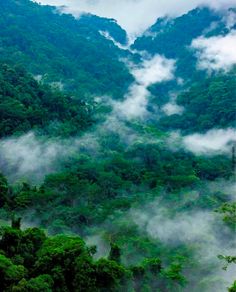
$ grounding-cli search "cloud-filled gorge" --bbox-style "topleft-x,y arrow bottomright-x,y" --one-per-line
34,0 -> 236,37
0,1 -> 236,291
114,55 -> 175,119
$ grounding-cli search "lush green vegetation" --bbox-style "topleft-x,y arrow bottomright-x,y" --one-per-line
0,63 -> 94,137
133,8 -> 220,59
0,219 -> 189,291
1,140 -> 232,230
0,1 -> 235,291
0,162 -> 234,291
0,0 -> 133,98
131,7 -> 236,126
132,7 -> 222,82
159,74 -> 236,132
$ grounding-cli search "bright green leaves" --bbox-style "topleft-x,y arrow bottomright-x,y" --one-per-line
0,254 -> 25,290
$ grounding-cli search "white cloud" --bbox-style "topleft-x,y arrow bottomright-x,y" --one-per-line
162,93 -> 184,116
0,116 -> 144,183
192,30 -> 236,72
131,201 -> 236,292
0,132 -> 99,183
113,55 -> 175,119
114,85 -> 150,119
85,235 -> 110,259
162,102 -> 184,116
183,128 -> 236,154
99,31 -> 129,49
34,0 -> 236,37
131,55 -> 175,86
132,207 -> 216,244
223,9 -> 236,28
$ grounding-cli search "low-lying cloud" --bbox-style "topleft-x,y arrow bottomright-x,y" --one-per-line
132,207 -> 217,244
162,102 -> 184,116
223,9 -> 236,28
99,30 -> 129,49
183,128 -> 236,154
0,115 -> 143,183
162,93 -> 184,116
34,0 -> 236,37
131,200 -> 236,292
0,132 -> 99,183
114,55 -> 175,119
192,30 -> 236,72
3,127 -> 232,183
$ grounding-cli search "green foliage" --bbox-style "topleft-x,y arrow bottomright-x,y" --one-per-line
0,0 -> 132,98
0,225 -> 181,292
217,202 -> 236,290
133,8 -> 219,59
108,243 -> 121,263
12,275 -> 54,292
132,7 -> 222,82
160,74 -> 236,132
0,63 -> 94,137
229,281 -> 236,292
131,257 -> 187,291
0,173 -> 9,207
1,136 -> 232,231
216,202 -> 236,229
162,262 -> 187,287
0,254 -> 25,290
218,255 -> 236,271
0,3 -> 235,291
95,258 -> 130,291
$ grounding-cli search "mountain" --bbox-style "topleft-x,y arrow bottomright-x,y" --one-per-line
159,74 -> 236,133
132,7 -> 236,128
0,0 -> 133,98
0,63 -> 93,137
75,13 -> 128,45
0,2 -> 235,292
132,7 -> 227,81
133,8 -> 220,57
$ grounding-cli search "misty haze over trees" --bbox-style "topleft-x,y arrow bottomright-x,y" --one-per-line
0,0 -> 235,291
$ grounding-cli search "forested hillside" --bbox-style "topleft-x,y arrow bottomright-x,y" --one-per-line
133,7 -> 226,81
159,74 -> 236,133
0,0 -> 235,291
0,63 -> 94,137
0,0 -> 133,98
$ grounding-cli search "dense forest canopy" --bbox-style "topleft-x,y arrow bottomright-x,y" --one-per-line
0,0 -> 133,98
159,74 -> 236,133
0,63 -> 94,137
0,0 -> 235,291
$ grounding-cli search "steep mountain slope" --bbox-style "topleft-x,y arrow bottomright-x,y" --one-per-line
0,0 -> 133,98
0,2 -> 235,291
0,63 -> 93,137
132,7 -> 226,81
159,74 -> 236,133
131,7 -> 236,128
133,8 -> 220,57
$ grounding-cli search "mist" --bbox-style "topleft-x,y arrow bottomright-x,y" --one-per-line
162,93 -> 185,116
0,132 -> 100,183
182,128 -> 236,154
130,199 -> 236,292
33,0 -> 236,37
1,1 -> 236,291
192,29 -> 236,72
162,102 -> 184,116
99,30 -> 129,50
113,54 -> 175,119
